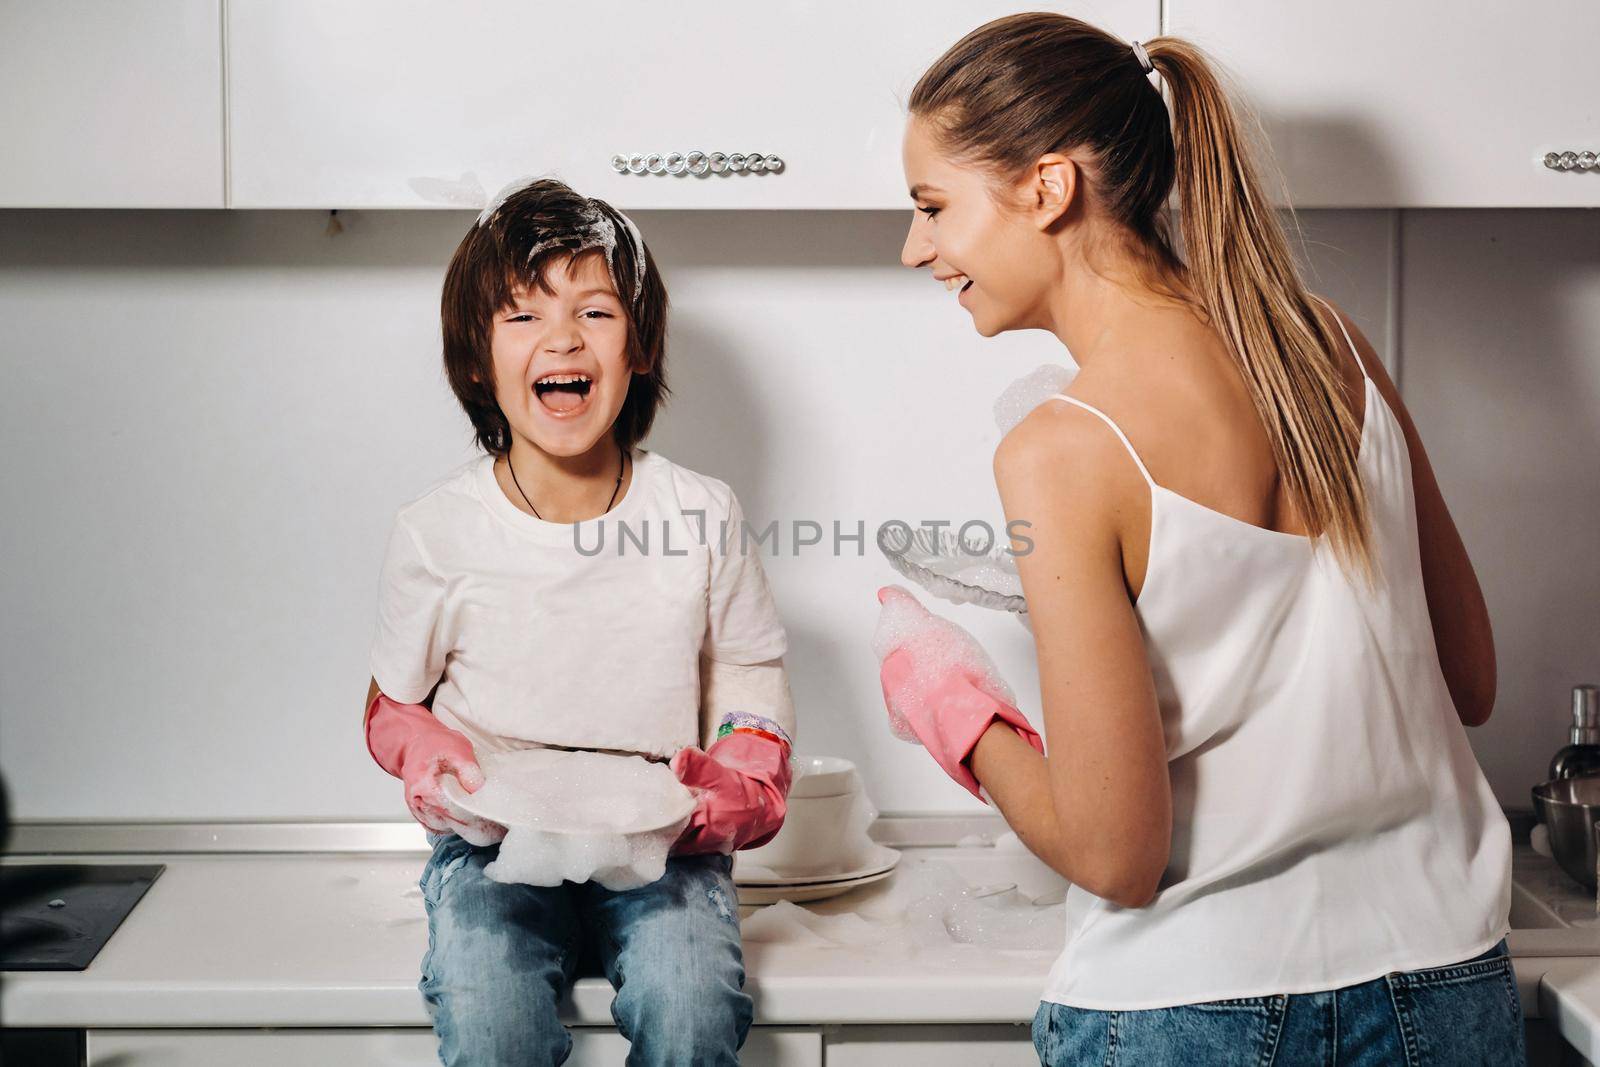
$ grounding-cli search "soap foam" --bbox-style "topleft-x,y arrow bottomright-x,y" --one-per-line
871,587 -> 1018,743
463,749 -> 694,892
993,363 -> 1078,435
740,858 -> 1065,954
475,175 -> 648,306
485,823 -> 685,892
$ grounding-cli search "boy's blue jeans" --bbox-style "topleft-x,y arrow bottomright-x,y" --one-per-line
1032,937 -> 1526,1065
417,830 -> 751,1066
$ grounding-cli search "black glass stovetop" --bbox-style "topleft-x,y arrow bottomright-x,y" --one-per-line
1,863 -> 164,970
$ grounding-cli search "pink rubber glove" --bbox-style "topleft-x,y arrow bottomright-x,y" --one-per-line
364,690 -> 506,846
669,715 -> 794,856
872,585 -> 1045,801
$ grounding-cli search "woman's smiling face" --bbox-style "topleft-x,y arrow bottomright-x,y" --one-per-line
489,250 -> 635,459
900,116 -> 1063,337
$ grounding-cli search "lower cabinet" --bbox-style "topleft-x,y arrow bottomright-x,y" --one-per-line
84,1024 -> 1041,1065
83,1020 -> 1585,1066
87,1026 -> 825,1065
824,1024 -> 1038,1065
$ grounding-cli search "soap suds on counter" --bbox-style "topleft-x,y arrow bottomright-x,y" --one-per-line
741,859 -> 1065,953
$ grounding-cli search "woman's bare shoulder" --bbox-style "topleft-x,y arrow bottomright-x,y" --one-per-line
993,373 -> 1154,552
995,373 -> 1142,482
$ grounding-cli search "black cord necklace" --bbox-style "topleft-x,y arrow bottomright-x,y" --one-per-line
507,447 -> 627,521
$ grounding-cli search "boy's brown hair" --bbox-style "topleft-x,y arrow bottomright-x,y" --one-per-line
440,178 -> 670,455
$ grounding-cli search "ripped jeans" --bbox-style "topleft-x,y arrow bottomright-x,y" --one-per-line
417,830 -> 751,1066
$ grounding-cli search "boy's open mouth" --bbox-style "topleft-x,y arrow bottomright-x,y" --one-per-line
533,373 -> 593,415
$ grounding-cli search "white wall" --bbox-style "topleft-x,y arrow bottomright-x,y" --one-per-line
0,207 -> 1592,821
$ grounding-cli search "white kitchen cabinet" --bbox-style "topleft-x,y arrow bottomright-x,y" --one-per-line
0,0 -> 225,208
225,0 -> 1157,210
86,1026 -> 824,1065
1165,0 -> 1599,207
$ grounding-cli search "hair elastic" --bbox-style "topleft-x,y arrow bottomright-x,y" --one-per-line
1131,40 -> 1154,75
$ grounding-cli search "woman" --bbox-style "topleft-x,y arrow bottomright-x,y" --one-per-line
874,13 -> 1522,1065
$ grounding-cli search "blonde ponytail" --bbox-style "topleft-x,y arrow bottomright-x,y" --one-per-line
1147,38 -> 1375,581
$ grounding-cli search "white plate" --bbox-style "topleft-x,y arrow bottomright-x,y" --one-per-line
734,845 -> 901,887
736,866 -> 898,906
439,748 -> 695,835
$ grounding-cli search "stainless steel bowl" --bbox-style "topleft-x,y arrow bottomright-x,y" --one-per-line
1532,776 -> 1600,891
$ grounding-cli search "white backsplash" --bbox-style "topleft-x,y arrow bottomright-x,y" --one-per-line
0,207 -> 1593,820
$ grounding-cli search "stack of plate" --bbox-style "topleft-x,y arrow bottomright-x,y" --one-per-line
733,844 -> 901,905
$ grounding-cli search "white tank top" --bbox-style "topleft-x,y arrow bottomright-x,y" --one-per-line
1039,297 -> 1511,1010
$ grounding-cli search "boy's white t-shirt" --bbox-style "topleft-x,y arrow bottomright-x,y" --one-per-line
369,448 -> 787,759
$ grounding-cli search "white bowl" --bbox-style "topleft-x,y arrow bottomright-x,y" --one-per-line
790,756 -> 861,799
740,757 -> 877,877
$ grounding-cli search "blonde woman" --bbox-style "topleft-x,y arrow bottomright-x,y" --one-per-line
873,14 -> 1521,1064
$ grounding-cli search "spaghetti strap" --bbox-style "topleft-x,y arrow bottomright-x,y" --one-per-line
1311,294 -> 1371,383
1047,394 -> 1158,489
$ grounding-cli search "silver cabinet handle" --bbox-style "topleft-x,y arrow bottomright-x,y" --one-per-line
1543,150 -> 1597,171
611,151 -> 785,176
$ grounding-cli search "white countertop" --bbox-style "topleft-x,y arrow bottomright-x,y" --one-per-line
1539,959 -> 1600,1064
1,846 -> 1058,1028
1508,839 -> 1600,1062
3,832 -> 1597,1031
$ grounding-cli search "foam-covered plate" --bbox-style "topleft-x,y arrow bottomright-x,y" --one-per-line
440,748 -> 695,835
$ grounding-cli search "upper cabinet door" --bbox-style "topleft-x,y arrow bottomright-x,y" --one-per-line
1166,0 -> 1599,207
227,1 -> 1158,210
0,0 -> 224,208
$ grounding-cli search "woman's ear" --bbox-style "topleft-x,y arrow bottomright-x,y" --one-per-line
1029,153 -> 1078,231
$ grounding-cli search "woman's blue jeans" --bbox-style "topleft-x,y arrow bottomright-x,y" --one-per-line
1033,938 -> 1526,1065
417,830 -> 752,1066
